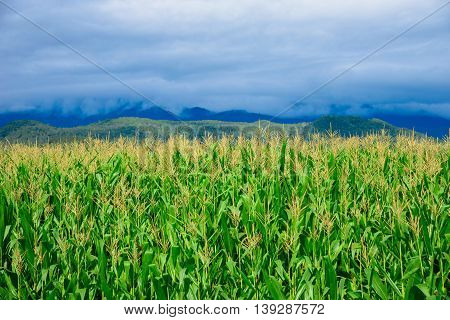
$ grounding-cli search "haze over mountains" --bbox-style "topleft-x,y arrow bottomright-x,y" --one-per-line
0,102 -> 448,138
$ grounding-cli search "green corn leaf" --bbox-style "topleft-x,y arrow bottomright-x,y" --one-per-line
325,257 -> 337,299
263,273 -> 286,300
372,271 -> 389,300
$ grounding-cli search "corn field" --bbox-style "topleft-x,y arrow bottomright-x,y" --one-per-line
0,134 -> 448,299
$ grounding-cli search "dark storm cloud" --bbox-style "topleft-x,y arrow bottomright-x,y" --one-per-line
0,0 -> 449,118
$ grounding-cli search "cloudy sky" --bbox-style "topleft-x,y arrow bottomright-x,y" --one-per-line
0,0 -> 449,117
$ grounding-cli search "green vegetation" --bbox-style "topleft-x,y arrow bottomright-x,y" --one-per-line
0,133 -> 448,299
0,115 -> 413,143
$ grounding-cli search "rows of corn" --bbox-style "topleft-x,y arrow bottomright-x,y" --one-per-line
0,134 -> 448,299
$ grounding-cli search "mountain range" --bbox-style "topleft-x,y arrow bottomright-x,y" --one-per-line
0,103 -> 448,138
0,115 -> 427,144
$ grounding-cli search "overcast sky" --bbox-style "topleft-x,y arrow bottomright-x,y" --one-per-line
0,0 -> 449,117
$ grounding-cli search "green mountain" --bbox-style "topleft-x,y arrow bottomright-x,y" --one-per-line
308,116 -> 402,136
0,116 -> 417,144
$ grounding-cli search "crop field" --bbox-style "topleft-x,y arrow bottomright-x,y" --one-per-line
0,134 -> 448,299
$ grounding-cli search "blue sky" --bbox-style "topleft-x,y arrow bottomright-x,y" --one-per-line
0,0 -> 449,118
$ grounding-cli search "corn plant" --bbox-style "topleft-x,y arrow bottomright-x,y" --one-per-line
0,134 -> 448,299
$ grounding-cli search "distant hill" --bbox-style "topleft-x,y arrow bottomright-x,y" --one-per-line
0,116 -> 423,144
179,107 -> 312,123
0,106 -> 305,127
206,109 -> 274,122
0,120 -> 58,142
371,113 -> 450,138
179,107 -> 215,120
0,104 -> 178,127
308,116 -> 402,136
0,104 -> 448,137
